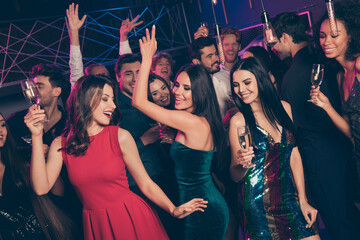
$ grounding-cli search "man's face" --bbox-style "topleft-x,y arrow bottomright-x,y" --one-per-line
91,65 -> 110,76
33,75 -> 58,107
222,34 -> 241,64
271,35 -> 291,60
116,61 -> 141,98
199,45 -> 220,74
154,57 -> 171,81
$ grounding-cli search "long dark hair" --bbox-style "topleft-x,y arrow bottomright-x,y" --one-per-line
175,64 -> 226,170
62,75 -> 122,156
148,74 -> 174,109
230,58 -> 296,141
0,113 -> 77,240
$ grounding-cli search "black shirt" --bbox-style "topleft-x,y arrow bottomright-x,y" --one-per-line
6,107 -> 67,151
280,46 -> 344,140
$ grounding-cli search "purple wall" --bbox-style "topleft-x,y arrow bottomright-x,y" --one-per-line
189,0 -> 338,34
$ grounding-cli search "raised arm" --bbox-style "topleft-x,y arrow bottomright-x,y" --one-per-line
66,3 -> 87,86
24,106 -> 64,195
132,26 -> 202,135
118,128 -> 207,218
119,15 -> 143,55
310,86 -> 352,139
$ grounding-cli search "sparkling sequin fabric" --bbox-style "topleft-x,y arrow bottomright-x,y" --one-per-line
238,126 -> 316,240
0,169 -> 46,240
342,77 -> 360,183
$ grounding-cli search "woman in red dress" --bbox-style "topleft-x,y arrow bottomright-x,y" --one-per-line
25,75 -> 207,240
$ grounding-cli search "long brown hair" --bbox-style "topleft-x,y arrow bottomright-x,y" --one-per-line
62,75 -> 122,156
0,113 -> 78,240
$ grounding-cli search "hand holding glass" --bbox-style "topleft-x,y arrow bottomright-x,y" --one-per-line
308,64 -> 324,102
21,79 -> 48,125
237,126 -> 256,168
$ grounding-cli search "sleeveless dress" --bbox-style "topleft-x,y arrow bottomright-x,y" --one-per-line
62,126 -> 169,240
342,77 -> 360,184
170,141 -> 229,240
238,126 -> 316,239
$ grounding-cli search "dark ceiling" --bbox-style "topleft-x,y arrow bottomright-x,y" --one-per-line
1,0 -> 183,23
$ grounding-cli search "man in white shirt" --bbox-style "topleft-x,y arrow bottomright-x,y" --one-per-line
189,28 -> 241,119
67,3 -> 141,85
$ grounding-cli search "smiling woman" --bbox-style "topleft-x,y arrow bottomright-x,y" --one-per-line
25,74 -> 207,240
229,57 -> 320,240
148,74 -> 173,108
310,0 -> 360,198
132,26 -> 229,239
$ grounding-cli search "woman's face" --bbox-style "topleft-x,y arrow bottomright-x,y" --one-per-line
232,69 -> 259,105
0,115 -> 7,148
149,79 -> 171,107
319,19 -> 350,60
172,72 -> 194,112
91,84 -> 116,127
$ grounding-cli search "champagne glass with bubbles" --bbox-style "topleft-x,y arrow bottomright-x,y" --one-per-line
237,125 -> 256,168
21,78 -> 48,125
21,78 -> 39,105
308,64 -> 324,102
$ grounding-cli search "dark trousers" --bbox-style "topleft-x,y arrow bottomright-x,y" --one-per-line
299,135 -> 360,240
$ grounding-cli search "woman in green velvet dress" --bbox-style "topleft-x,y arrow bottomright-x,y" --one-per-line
132,26 -> 229,239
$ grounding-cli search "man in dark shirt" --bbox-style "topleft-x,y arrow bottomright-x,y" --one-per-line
114,54 -> 180,239
7,64 -> 70,154
272,13 -> 359,240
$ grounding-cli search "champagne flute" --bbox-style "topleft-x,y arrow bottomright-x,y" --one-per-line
21,79 -> 39,105
200,21 -> 209,37
308,64 -> 324,102
158,122 -> 172,144
20,78 -> 48,125
237,126 -> 256,168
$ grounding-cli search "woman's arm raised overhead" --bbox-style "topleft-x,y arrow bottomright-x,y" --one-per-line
132,26 -> 202,135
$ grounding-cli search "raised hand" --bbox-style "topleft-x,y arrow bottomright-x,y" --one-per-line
66,3 -> 87,32
171,198 -> 208,219
139,25 -> 157,61
24,105 -> 46,137
194,26 -> 209,39
299,200 -> 317,228
235,147 -> 254,167
120,15 -> 143,42
309,86 -> 330,109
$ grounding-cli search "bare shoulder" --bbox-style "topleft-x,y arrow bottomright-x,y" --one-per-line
117,127 -> 133,144
51,136 -> 62,148
281,100 -> 293,118
230,111 -> 245,127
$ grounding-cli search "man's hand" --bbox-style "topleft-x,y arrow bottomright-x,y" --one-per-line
120,15 -> 143,42
140,125 -> 161,146
66,3 -> 87,45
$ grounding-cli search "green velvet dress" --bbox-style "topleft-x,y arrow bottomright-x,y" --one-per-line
170,141 -> 229,240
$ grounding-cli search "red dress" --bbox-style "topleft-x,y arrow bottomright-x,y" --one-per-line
62,126 -> 169,240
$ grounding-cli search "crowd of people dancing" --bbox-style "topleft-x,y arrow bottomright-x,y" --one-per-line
1,1 -> 360,239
